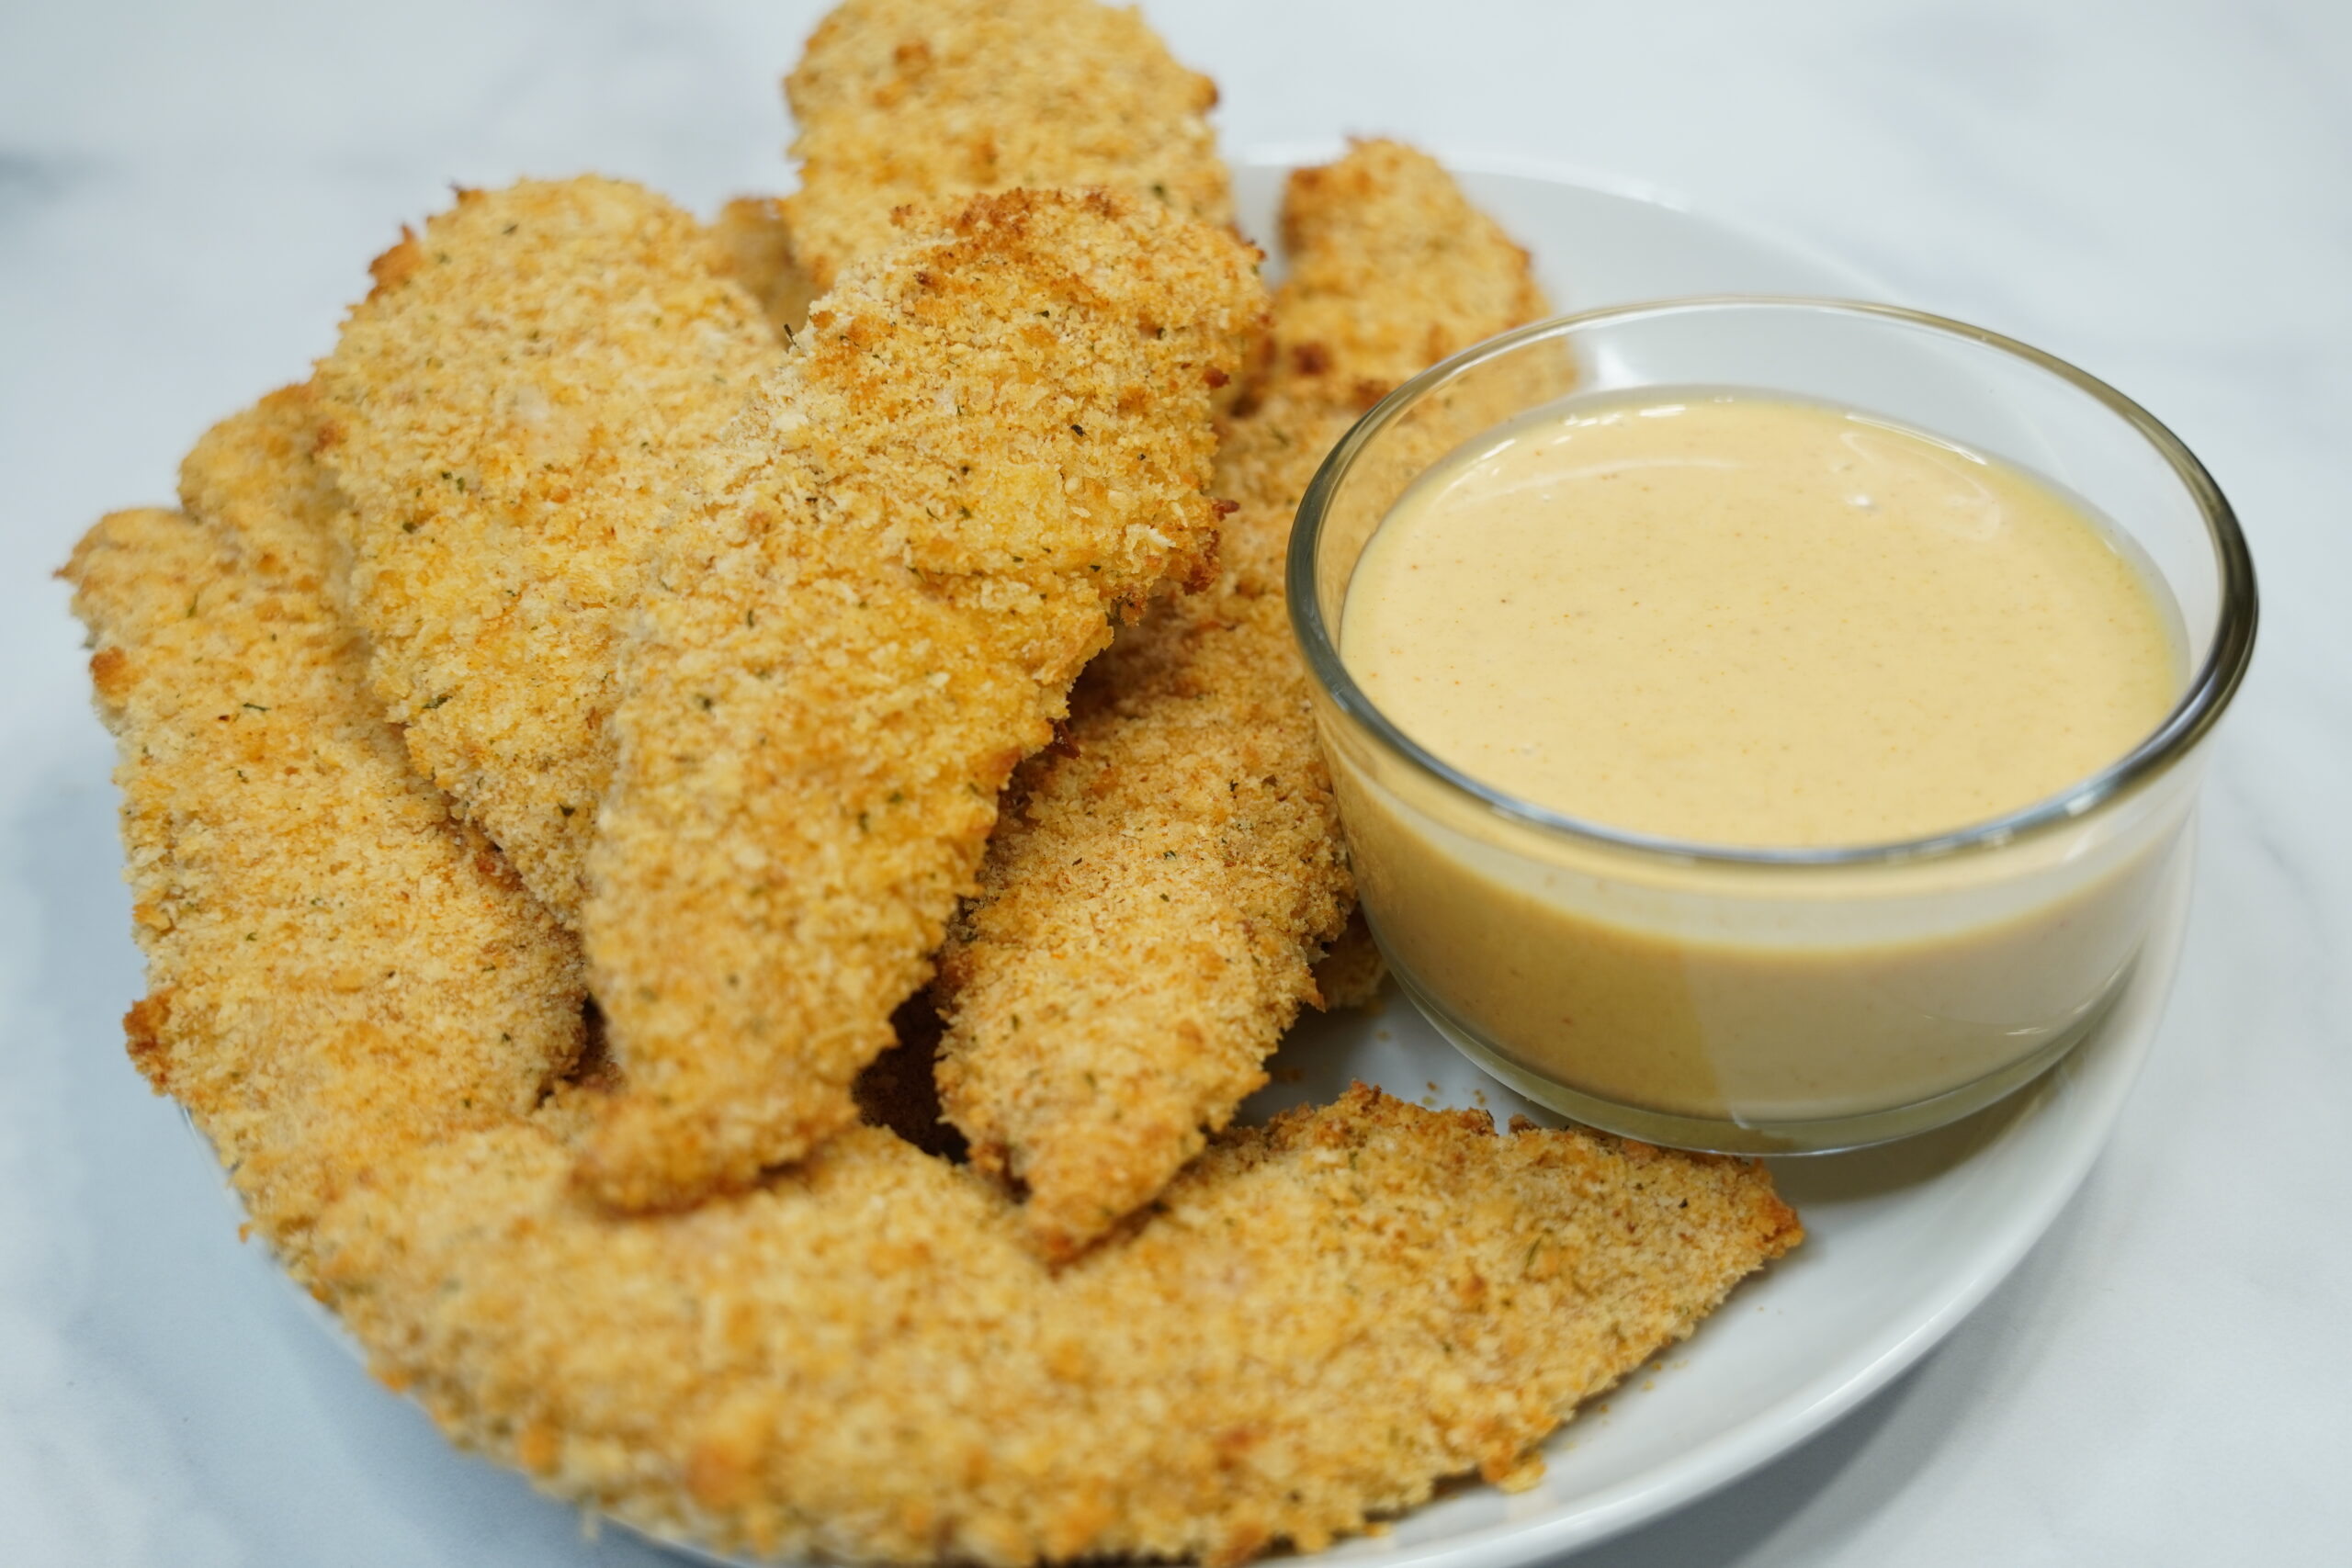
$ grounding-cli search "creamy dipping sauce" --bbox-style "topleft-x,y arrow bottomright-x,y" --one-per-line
1342,392 -> 2180,848
1321,388 -> 2198,1139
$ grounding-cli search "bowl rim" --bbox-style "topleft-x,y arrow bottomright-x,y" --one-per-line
1284,295 -> 2260,869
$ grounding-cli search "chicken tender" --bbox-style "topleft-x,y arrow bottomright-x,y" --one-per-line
576,189 -> 1265,1211
316,177 -> 787,924
936,142 -> 1554,1258
1270,141 -> 1551,409
781,0 -> 1230,296
62,385 -> 585,1272
316,1084 -> 1797,1566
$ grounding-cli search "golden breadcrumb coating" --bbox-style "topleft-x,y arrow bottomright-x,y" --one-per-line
1272,140 -> 1550,410
936,142 -> 1553,1258
316,177 -> 787,924
315,1084 -> 1796,1566
576,188 -> 1265,1211
781,0 -> 1230,296
61,386 -> 585,1273
708,195 -> 818,341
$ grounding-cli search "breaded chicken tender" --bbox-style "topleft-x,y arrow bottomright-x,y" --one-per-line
1270,142 -> 1550,409
936,143 -> 1553,1258
576,188 -> 1265,1211
316,177 -> 787,924
781,0 -> 1230,296
316,1084 -> 1797,1566
62,386 -> 585,1273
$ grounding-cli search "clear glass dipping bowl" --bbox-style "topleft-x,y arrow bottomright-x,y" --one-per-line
1288,298 -> 2256,1154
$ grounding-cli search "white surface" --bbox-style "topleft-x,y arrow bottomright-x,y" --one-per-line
0,3 -> 2346,1564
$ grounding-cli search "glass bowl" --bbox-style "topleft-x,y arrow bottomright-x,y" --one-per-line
1287,298 -> 2256,1154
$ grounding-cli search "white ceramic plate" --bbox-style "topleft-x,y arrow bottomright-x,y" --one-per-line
228,156 -> 2188,1568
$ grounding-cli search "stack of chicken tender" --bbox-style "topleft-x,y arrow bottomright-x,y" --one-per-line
63,1 -> 1799,1562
